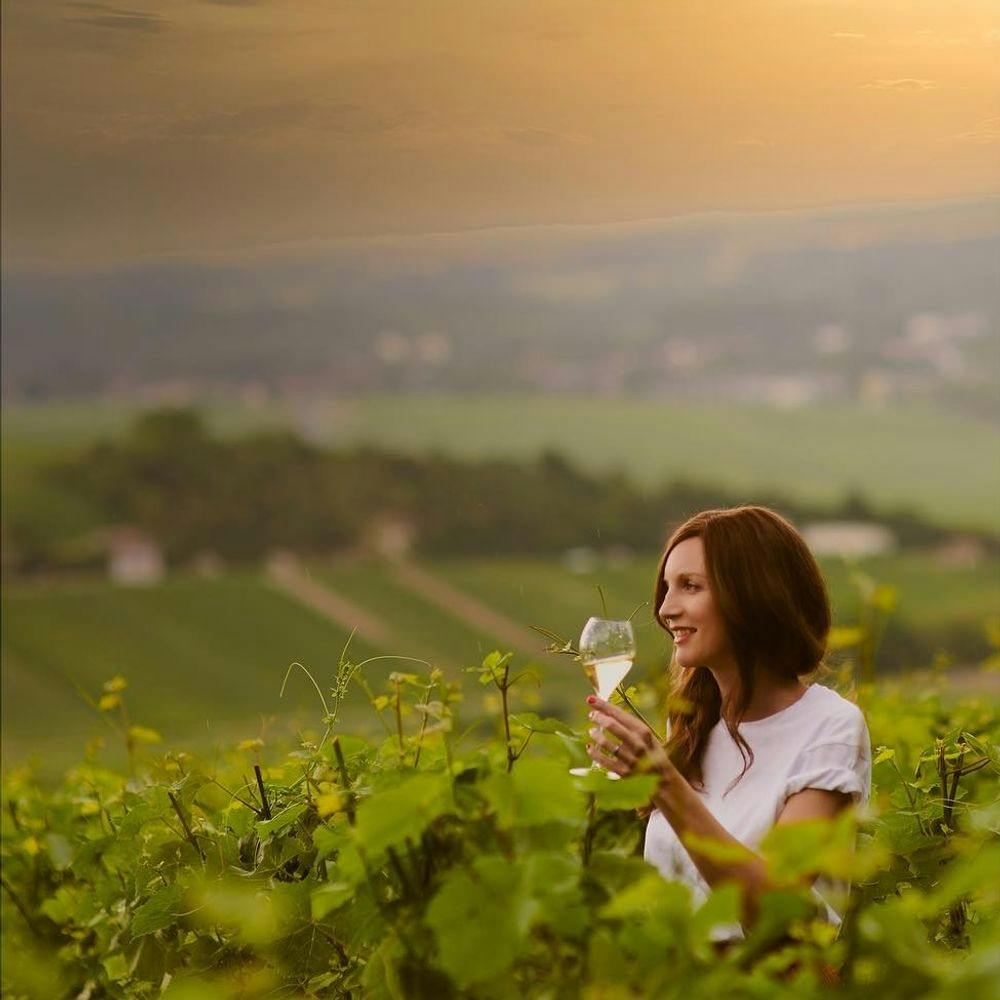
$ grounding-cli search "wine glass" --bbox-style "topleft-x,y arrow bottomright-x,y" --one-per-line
570,616 -> 636,778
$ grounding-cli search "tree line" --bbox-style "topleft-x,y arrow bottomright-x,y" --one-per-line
13,407 -> 988,572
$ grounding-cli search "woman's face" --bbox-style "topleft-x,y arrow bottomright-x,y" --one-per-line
658,536 -> 735,671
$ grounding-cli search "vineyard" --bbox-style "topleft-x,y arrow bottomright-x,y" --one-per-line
2,641 -> 998,999
5,556 -> 998,774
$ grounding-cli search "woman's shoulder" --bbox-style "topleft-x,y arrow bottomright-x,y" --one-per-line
800,683 -> 869,744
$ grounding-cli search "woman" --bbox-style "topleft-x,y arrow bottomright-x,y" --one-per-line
585,505 -> 871,949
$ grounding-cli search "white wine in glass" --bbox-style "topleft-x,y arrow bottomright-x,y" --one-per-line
570,616 -> 636,778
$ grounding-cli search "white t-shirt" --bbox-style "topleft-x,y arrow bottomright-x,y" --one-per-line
643,682 -> 871,941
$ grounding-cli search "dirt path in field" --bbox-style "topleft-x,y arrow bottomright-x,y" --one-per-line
265,553 -> 395,647
391,561 -> 543,658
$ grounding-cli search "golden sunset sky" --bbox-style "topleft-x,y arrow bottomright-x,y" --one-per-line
3,0 -> 999,266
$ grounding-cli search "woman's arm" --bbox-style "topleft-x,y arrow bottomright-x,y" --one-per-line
650,770 -> 853,929
586,697 -> 854,932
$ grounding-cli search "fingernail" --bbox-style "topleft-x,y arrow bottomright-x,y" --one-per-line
588,711 -> 597,721
586,696 -> 596,704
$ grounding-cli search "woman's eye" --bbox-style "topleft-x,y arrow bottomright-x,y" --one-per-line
684,582 -> 698,591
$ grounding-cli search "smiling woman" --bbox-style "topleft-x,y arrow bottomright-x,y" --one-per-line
585,505 -> 871,961
655,506 -> 836,786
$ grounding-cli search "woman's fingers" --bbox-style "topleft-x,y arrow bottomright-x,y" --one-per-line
587,710 -> 646,754
587,696 -> 631,723
588,697 -> 648,739
589,726 -> 632,762
586,739 -> 628,776
585,697 -> 674,783
588,696 -> 658,746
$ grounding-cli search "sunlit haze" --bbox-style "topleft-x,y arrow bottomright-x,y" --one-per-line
4,0 -> 999,265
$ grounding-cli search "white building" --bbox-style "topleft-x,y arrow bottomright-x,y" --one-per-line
801,521 -> 896,558
366,515 -> 417,561
107,528 -> 165,585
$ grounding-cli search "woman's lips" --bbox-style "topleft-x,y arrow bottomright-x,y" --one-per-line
672,629 -> 696,645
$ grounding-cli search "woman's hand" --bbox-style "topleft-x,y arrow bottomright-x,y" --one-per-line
585,696 -> 677,785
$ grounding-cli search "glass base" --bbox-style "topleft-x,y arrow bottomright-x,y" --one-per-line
569,764 -> 621,780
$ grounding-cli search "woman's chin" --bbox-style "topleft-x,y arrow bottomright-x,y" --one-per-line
673,649 -> 698,669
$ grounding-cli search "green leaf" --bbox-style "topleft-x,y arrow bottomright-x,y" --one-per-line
190,880 -> 296,946
926,840 -> 1000,909
680,830 -> 757,866
759,812 -> 861,882
741,888 -> 815,947
361,935 -> 406,1000
256,802 -> 308,840
482,651 -> 513,673
600,871 -> 691,920
586,852 -> 653,899
102,953 -> 129,982
169,773 -> 209,809
587,927 -> 632,985
571,770 -> 659,810
313,819 -> 350,862
523,852 -> 588,937
426,856 -> 537,987
44,833 -> 73,870
353,773 -> 452,857
311,882 -> 355,920
331,842 -> 369,887
131,883 -> 185,938
39,887 -> 73,925
688,883 -> 741,943
878,810 -> 930,856
482,757 -> 585,829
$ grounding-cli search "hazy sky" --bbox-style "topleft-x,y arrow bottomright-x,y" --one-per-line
4,0 -> 999,267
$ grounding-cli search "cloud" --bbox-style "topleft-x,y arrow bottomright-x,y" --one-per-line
63,2 -> 166,32
862,78 -> 938,91
954,116 -> 1000,144
832,32 -> 867,40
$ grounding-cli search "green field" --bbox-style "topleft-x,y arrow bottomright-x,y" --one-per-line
4,395 -> 999,535
1,575 -> 381,770
320,396 -> 1000,533
4,552 -> 997,774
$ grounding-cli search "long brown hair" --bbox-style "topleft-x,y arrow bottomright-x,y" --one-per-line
654,505 -> 831,795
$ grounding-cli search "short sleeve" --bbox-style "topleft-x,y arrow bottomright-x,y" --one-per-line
784,712 -> 871,807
